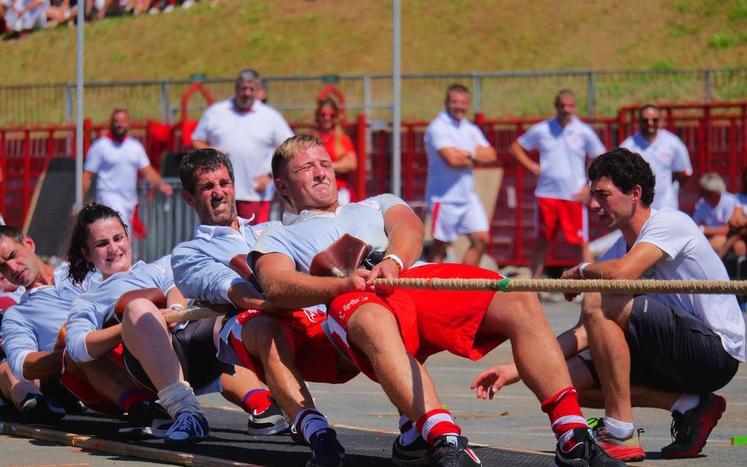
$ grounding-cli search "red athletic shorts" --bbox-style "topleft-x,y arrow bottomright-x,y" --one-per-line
327,264 -> 506,380
228,308 -> 358,385
60,344 -> 126,416
236,201 -> 272,224
536,197 -> 587,244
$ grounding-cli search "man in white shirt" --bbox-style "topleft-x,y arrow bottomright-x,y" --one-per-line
424,83 -> 497,266
82,108 -> 173,229
620,104 -> 692,210
509,90 -> 606,279
191,69 -> 294,223
692,172 -> 746,258
559,149 -> 743,460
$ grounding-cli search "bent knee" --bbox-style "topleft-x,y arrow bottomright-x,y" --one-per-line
241,317 -> 286,354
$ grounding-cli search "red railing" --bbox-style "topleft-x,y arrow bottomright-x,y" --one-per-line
2,101 -> 746,267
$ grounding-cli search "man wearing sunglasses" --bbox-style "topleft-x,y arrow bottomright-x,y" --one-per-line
620,104 -> 692,210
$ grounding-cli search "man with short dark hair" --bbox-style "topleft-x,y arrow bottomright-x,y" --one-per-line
509,89 -> 606,279
82,108 -> 173,229
479,148 -> 744,462
192,69 -> 294,223
424,83 -> 497,266
620,104 -> 692,210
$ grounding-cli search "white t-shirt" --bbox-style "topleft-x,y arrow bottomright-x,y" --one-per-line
424,110 -> 490,203
84,135 -> 151,225
692,192 -> 740,227
620,130 -> 692,210
600,208 -> 745,362
518,116 -> 606,200
192,99 -> 294,202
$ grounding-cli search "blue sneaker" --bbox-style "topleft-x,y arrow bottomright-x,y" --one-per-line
307,428 -> 345,467
165,411 -> 209,445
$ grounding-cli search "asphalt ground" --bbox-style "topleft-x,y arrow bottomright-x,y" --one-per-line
0,300 -> 744,466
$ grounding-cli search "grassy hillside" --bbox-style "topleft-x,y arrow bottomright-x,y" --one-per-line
2,0 -> 747,84
1,0 -> 746,124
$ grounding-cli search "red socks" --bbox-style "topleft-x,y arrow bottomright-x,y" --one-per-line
541,387 -> 589,452
242,389 -> 273,414
415,408 -> 461,444
117,388 -> 156,413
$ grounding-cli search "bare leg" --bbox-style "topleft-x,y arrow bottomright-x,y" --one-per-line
346,304 -> 442,421
219,366 -> 264,408
63,353 -> 141,404
121,298 -> 183,391
0,361 -> 40,409
462,231 -> 489,266
478,291 -> 572,400
531,237 -> 550,279
427,239 -> 449,263
581,293 -> 634,422
241,316 -> 313,421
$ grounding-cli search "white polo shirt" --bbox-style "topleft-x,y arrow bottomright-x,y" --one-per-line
518,116 -> 606,201
84,135 -> 151,225
600,209 -> 745,362
621,129 -> 692,210
692,192 -> 740,227
192,99 -> 294,202
424,110 -> 490,203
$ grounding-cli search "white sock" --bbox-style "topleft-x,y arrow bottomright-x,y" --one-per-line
157,381 -> 204,419
671,394 -> 700,414
398,416 -> 420,446
603,415 -> 634,439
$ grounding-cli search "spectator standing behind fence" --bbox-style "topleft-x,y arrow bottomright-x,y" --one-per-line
312,97 -> 357,205
192,69 -> 293,223
692,172 -> 747,259
620,104 -> 692,210
423,83 -> 497,266
509,89 -> 606,279
81,108 -> 173,229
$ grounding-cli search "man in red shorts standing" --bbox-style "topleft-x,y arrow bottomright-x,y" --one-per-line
251,134 -> 624,467
509,89 -> 606,279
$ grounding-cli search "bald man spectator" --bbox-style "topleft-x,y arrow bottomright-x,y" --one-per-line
82,108 -> 173,230
192,68 -> 293,223
620,104 -> 692,210
509,89 -> 606,280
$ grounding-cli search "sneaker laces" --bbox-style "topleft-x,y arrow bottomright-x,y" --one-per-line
168,412 -> 206,437
669,411 -> 690,443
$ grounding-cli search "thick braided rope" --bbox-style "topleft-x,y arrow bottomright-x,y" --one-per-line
374,277 -> 747,295
161,306 -> 224,323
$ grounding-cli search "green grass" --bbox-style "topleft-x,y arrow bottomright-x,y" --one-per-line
1,0 -> 747,124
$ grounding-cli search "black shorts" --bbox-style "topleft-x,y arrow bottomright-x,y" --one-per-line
581,295 -> 739,394
123,317 -> 233,393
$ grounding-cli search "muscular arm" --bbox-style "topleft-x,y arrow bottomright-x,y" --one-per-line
473,144 -> 497,164
567,242 -> 665,280
22,350 -> 64,380
382,204 -> 424,269
255,253 -> 355,309
508,141 -> 540,176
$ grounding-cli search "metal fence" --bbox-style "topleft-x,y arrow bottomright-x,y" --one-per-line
2,68 -> 746,126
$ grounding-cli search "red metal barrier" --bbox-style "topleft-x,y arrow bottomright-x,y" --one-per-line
2,102 -> 746,268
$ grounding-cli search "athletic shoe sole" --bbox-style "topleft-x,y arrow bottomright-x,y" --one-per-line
662,395 -> 726,459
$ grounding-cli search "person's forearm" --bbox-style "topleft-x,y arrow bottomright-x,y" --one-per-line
83,325 -> 123,360
260,272 -> 349,309
22,350 -> 63,380
332,152 -> 357,173
385,223 -> 423,269
508,141 -> 537,172
227,282 -> 268,310
474,145 -> 497,164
